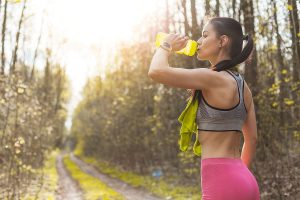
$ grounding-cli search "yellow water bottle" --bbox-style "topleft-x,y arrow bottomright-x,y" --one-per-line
155,32 -> 198,56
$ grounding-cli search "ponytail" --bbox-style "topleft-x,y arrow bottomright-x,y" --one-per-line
187,17 -> 254,101
213,34 -> 254,72
188,35 -> 253,101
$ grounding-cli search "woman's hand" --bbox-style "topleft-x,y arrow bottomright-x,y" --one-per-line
164,33 -> 189,52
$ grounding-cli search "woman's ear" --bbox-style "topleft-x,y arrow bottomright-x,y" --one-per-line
219,35 -> 229,48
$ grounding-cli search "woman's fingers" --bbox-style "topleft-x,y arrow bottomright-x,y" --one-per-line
166,33 -> 189,50
174,38 -> 188,45
183,40 -> 188,46
169,33 -> 188,41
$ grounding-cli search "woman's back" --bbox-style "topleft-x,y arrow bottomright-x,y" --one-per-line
197,69 -> 254,159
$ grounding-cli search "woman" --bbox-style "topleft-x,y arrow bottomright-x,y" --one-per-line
148,17 -> 260,200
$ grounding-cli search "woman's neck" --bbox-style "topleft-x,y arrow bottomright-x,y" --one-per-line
209,53 -> 231,68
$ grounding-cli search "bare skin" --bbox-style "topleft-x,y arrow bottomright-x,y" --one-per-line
195,22 -> 256,161
198,70 -> 253,160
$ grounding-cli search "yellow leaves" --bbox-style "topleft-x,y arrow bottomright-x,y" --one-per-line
14,142 -> 20,148
291,81 -> 300,91
271,102 -> 278,108
284,98 -> 294,106
13,136 -> 25,154
7,0 -> 21,3
47,127 -> 53,135
17,87 -> 25,94
151,127 -> 157,133
153,95 -> 161,102
298,32 -> 300,37
284,77 -> 291,82
272,99 -> 295,108
271,97 -> 294,107
281,69 -> 287,74
286,4 -> 293,10
280,69 -> 290,81
268,82 -> 280,94
156,121 -> 162,128
17,83 -> 27,94
118,97 -> 125,102
267,71 -> 274,77
268,44 -> 277,51
21,164 -> 36,173
22,164 -> 31,170
293,131 -> 300,139
19,137 -> 25,144
14,136 -> 25,147
183,167 -> 198,175
124,80 -> 131,87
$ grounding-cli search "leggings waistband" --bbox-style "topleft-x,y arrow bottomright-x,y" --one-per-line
201,157 -> 244,165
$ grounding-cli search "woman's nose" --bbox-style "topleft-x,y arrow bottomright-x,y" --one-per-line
197,38 -> 202,45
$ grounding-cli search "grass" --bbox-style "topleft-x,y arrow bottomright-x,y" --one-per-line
20,148 -> 59,200
74,153 -> 202,200
63,154 -> 125,200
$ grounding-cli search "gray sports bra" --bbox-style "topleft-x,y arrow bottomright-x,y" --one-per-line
196,69 -> 248,133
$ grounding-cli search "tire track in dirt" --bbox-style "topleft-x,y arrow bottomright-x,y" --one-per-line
56,153 -> 83,200
70,153 -> 164,200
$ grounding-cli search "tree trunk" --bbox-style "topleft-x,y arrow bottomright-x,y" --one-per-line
272,0 -> 292,128
190,0 -> 200,68
205,0 -> 211,16
164,0 -> 170,33
241,0 -> 259,97
1,0 -> 8,74
181,0 -> 190,36
241,0 -> 260,132
10,0 -> 27,74
30,11 -> 45,81
232,0 -> 236,19
190,0 -> 199,39
288,0 -> 300,74
215,0 -> 220,16
288,0 -> 300,120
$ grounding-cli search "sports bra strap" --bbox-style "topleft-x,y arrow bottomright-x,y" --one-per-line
224,69 -> 244,105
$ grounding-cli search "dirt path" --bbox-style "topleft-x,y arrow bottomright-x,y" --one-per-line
56,153 -> 84,200
70,153 -> 164,200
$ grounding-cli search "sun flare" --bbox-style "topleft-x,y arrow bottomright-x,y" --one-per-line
47,0 -> 157,45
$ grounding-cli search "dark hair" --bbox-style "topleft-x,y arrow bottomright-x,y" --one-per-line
186,17 -> 254,102
209,17 -> 254,72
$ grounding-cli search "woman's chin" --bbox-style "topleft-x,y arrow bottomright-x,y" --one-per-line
196,52 -> 209,61
196,54 -> 205,61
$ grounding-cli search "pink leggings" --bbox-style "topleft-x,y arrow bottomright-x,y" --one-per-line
201,157 -> 260,200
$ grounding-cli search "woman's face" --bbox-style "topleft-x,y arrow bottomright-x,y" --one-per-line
196,23 -> 221,61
